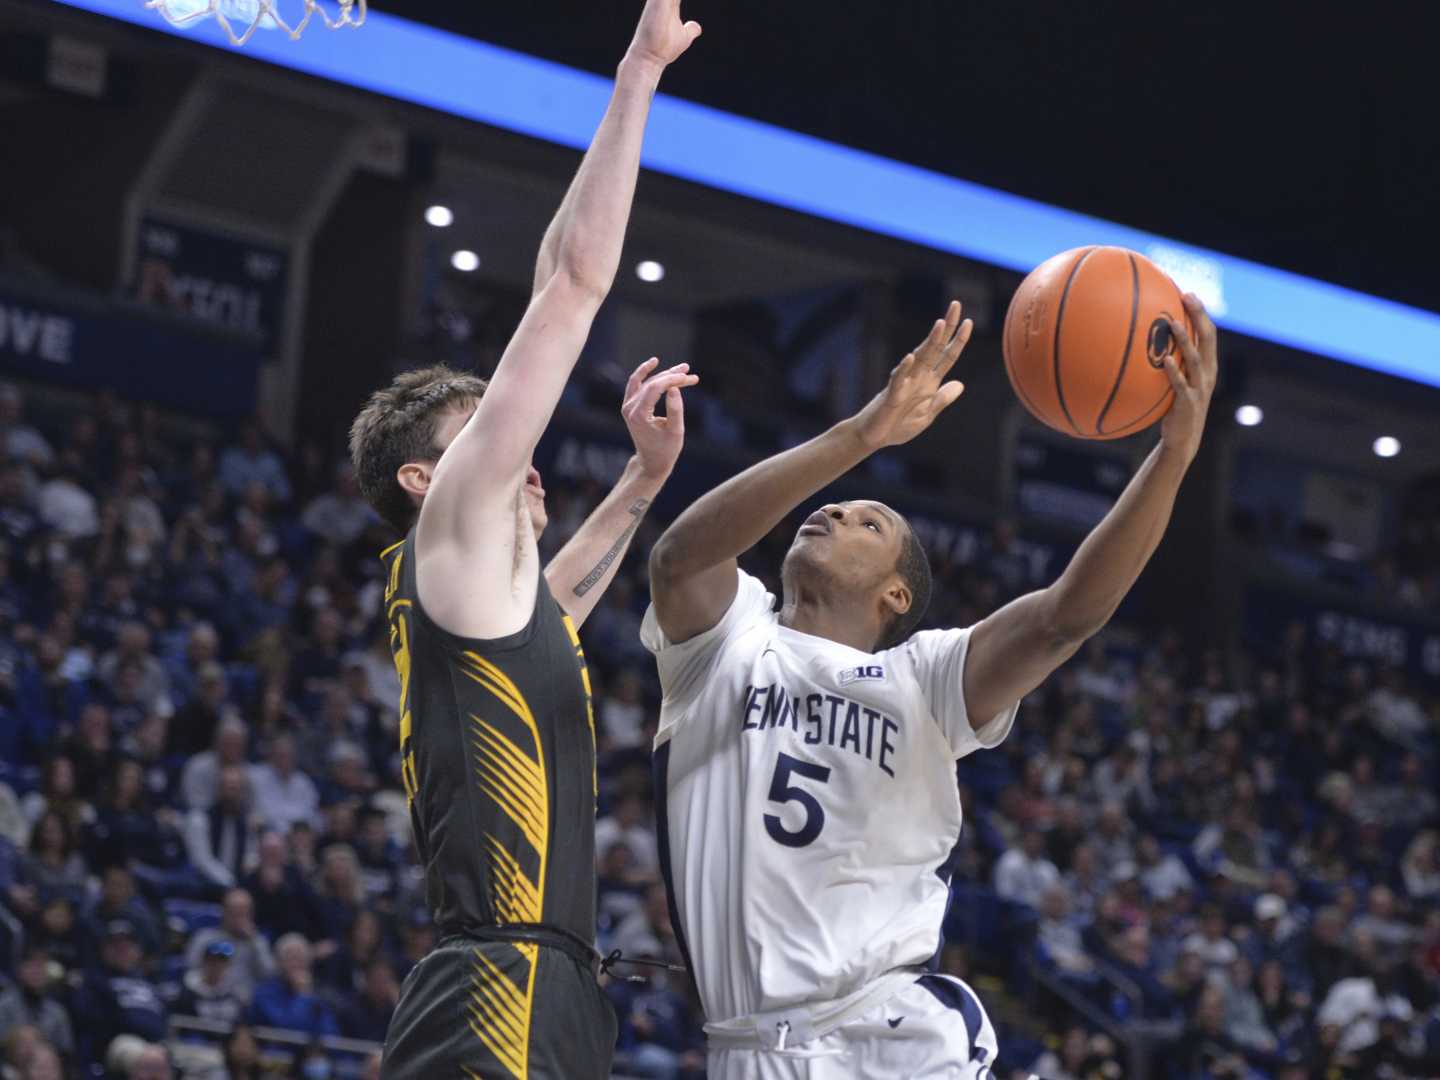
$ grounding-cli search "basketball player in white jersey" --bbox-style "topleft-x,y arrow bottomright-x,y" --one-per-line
642,295 -> 1218,1078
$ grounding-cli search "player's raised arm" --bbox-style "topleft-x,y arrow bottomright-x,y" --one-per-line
650,302 -> 972,642
414,1 -> 701,618
963,293 -> 1219,721
544,358 -> 696,628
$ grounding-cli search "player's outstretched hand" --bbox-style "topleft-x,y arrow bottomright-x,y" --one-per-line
853,300 -> 971,451
629,0 -> 702,70
1159,292 -> 1219,463
624,357 -> 697,480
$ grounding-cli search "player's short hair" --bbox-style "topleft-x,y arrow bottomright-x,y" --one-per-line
878,518 -> 931,650
349,365 -> 489,534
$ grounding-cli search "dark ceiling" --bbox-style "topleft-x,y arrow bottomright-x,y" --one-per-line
376,0 -> 1439,312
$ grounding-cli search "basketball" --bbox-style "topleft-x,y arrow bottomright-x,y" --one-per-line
1002,246 -> 1192,439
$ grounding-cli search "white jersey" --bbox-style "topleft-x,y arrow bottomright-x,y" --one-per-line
642,570 -> 1018,1026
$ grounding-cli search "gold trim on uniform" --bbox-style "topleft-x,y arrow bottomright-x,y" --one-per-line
468,719 -> 547,854
562,614 -> 599,802
464,942 -> 538,1079
482,833 -> 542,924
383,544 -> 417,805
455,651 -> 550,913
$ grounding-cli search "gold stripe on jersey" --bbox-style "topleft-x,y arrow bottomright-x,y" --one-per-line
465,942 -> 537,1079
386,583 -> 418,805
468,719 -> 546,854
483,832 -> 541,924
457,651 -> 550,923
561,614 -> 598,802
383,541 -> 405,598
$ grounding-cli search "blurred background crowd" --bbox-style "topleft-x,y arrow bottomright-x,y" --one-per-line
0,380 -> 1435,1080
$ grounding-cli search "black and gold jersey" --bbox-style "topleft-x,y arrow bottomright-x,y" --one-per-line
381,533 -> 598,946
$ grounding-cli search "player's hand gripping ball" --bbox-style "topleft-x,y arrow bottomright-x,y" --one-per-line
1002,246 -> 1195,439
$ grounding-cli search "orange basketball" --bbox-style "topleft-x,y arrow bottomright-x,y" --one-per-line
1002,246 -> 1191,439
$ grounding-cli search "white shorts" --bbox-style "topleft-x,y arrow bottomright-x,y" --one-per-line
707,975 -> 1000,1080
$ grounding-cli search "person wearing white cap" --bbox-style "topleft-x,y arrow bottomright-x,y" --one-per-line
1249,892 -> 1301,972
1254,893 -> 1286,925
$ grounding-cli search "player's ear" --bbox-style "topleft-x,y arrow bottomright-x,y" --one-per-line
882,577 -> 912,619
396,461 -> 432,500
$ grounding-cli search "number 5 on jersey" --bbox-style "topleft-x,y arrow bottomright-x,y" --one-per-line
764,752 -> 832,848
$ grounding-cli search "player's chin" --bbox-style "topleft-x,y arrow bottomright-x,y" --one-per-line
782,538 -> 828,574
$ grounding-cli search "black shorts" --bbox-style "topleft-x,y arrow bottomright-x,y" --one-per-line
380,934 -> 617,1080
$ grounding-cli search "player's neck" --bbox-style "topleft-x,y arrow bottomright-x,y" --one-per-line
777,589 -> 880,655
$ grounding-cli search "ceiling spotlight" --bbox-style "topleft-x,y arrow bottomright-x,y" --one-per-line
425,205 -> 454,228
450,250 -> 479,272
635,260 -> 665,283
1373,436 -> 1401,459
1234,404 -> 1263,427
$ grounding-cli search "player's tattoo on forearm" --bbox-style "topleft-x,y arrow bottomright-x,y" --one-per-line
573,498 -> 650,596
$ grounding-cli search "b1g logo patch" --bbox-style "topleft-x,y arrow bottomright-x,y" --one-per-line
837,665 -> 885,686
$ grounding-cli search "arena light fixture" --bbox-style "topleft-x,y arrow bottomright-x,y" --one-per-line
450,249 -> 479,272
635,260 -> 665,283
1234,404 -> 1263,427
425,205 -> 454,228
1372,436 -> 1401,458
58,0 -> 1440,389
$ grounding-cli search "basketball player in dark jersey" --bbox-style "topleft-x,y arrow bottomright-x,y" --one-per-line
347,3 -> 702,1076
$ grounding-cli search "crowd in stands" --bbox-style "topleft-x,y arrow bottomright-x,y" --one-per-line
0,380 -> 1437,1080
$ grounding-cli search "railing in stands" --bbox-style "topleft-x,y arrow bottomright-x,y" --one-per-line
1025,962 -> 1183,1080
168,1015 -> 381,1078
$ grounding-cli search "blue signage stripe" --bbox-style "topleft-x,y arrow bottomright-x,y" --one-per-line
54,0 -> 1440,388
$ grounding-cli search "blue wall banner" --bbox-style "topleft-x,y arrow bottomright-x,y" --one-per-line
134,216 -> 290,358
1244,582 -> 1440,688
0,282 -> 262,417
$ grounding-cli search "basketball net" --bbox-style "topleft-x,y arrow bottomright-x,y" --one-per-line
144,0 -> 365,46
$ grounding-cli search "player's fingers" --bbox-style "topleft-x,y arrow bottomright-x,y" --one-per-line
1182,294 -> 1220,393
1168,318 -> 1201,380
1183,292 -> 1218,354
638,372 -> 697,414
944,303 -> 966,345
936,319 -> 974,373
933,380 -> 966,414
942,300 -> 962,341
684,20 -> 702,42
667,386 -> 685,435
1160,351 -> 1189,396
631,363 -> 691,406
638,362 -> 691,393
645,371 -> 699,406
891,352 -> 917,382
626,357 -> 661,400
917,318 -> 947,356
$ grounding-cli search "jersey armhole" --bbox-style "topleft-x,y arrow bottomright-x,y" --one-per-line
394,532 -> 546,655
